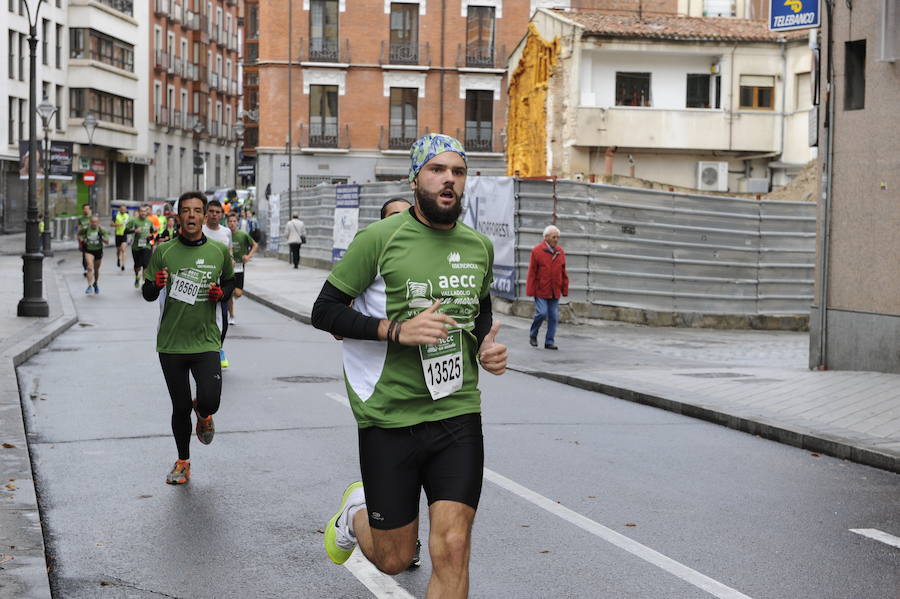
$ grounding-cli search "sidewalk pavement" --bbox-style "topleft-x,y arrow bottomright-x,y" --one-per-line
242,254 -> 900,475
0,234 -> 78,599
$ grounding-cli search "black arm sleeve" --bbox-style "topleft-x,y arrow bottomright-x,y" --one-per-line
142,278 -> 160,301
219,276 -> 236,303
311,280 -> 382,341
473,295 -> 493,347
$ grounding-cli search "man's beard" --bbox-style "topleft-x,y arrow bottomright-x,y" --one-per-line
416,187 -> 463,225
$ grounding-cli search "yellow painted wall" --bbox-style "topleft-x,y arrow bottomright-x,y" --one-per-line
506,24 -> 558,177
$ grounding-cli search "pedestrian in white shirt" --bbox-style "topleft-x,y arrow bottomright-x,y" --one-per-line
283,213 -> 307,269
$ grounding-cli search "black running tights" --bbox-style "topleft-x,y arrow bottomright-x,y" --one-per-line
158,352 -> 222,460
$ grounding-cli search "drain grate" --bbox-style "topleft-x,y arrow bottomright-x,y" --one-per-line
49,347 -> 80,352
228,335 -> 262,340
677,372 -> 753,379
275,375 -> 342,384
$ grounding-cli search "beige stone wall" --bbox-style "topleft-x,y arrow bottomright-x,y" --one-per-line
817,2 -> 900,316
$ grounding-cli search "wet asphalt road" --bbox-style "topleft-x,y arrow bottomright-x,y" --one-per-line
16,254 -> 900,598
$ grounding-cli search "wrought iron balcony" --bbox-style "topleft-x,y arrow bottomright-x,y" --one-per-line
458,127 -> 504,153
299,123 -> 350,149
300,37 -> 350,63
379,125 -> 425,151
380,41 -> 431,66
154,0 -> 169,17
154,50 -> 168,71
456,43 -> 507,69
183,11 -> 200,30
171,110 -> 182,129
170,2 -> 182,23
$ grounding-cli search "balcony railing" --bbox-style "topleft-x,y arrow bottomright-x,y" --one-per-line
380,41 -> 431,66
379,125 -> 425,151
184,113 -> 198,131
183,10 -> 199,30
154,50 -> 168,71
167,56 -> 179,75
184,62 -> 198,80
170,2 -> 182,22
458,127 -> 504,153
218,76 -> 228,93
299,123 -> 350,149
456,43 -> 507,69
209,26 -> 219,43
171,110 -> 182,129
155,105 -> 170,127
300,37 -> 350,63
209,71 -> 219,88
208,120 -> 219,138
96,0 -> 132,15
154,0 -> 169,17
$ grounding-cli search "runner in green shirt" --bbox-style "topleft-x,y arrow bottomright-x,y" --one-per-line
77,203 -> 92,278
77,215 -> 109,294
128,204 -> 157,289
312,133 -> 508,596
110,204 -> 130,271
226,212 -> 258,325
142,191 -> 235,485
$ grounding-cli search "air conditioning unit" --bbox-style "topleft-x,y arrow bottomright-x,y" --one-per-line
697,161 -> 729,192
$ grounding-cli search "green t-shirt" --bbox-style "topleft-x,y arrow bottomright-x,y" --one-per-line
327,209 -> 494,429
146,238 -> 235,354
79,226 -> 108,251
77,215 -> 91,233
113,211 -> 130,235
129,217 -> 156,250
230,229 -> 254,263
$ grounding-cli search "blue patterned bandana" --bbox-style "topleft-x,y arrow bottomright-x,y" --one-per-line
408,134 -> 467,183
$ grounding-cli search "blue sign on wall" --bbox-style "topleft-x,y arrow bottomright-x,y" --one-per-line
769,0 -> 820,32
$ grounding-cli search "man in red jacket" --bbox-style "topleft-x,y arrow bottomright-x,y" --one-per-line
526,225 -> 569,350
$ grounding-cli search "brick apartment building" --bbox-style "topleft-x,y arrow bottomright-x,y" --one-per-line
147,0 -> 243,201
250,0 -> 532,197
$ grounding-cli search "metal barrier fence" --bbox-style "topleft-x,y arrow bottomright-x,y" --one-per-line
273,182 -> 412,265
516,179 -> 816,316
260,179 -> 815,318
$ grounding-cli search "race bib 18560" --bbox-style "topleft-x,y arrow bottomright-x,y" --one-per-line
169,269 -> 206,305
419,330 -> 463,400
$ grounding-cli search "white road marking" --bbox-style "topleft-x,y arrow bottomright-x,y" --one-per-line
326,391 -> 752,598
482,471 -> 753,599
325,391 -> 415,598
850,528 -> 900,549
344,551 -> 416,599
326,391 -> 350,407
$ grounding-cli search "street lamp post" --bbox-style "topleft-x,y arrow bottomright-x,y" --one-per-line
82,111 -> 97,212
37,96 -> 57,257
193,119 -> 204,191
17,0 -> 49,317
233,120 -> 245,189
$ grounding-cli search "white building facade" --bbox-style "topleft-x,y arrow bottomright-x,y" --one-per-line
517,9 -> 816,193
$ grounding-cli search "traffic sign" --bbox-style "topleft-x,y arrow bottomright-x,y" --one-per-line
83,170 -> 96,186
769,0 -> 820,32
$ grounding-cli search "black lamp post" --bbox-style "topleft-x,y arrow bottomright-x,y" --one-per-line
17,0 -> 49,317
82,110 -> 97,212
193,119 -> 204,190
37,96 -> 57,257
233,120 -> 245,188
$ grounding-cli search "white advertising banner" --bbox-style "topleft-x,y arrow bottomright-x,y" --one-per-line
462,176 -> 517,299
267,193 -> 280,252
332,184 -> 360,262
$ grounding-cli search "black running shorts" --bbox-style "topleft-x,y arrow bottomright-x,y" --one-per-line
115,234 -> 127,246
132,247 -> 152,269
357,412 -> 484,530
85,249 -> 103,261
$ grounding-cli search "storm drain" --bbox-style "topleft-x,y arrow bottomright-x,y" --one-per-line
676,372 -> 754,379
275,375 -> 342,384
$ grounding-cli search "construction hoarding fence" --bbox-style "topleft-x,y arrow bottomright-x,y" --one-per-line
262,178 -> 815,329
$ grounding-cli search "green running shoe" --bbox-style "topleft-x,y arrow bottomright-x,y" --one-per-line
324,481 -> 364,565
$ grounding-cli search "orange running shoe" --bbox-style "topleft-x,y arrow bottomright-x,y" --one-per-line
193,399 -> 215,445
166,459 -> 190,484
